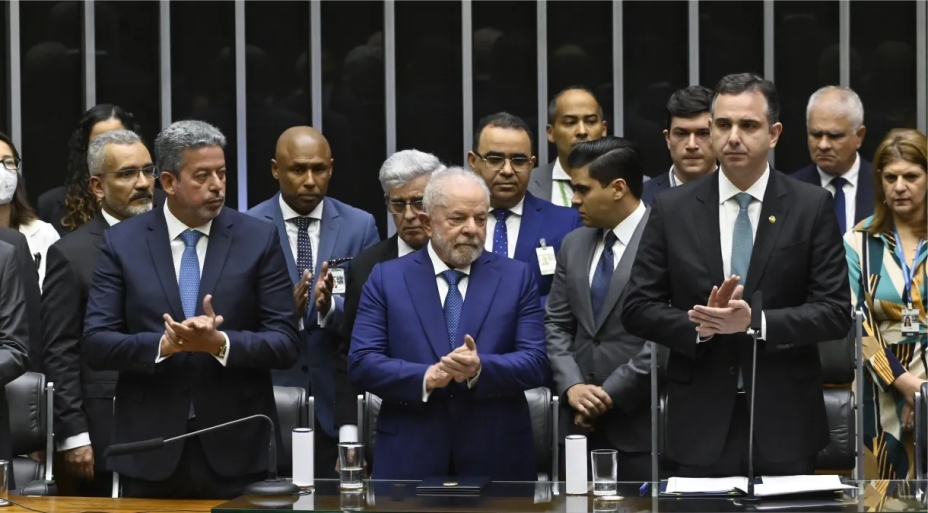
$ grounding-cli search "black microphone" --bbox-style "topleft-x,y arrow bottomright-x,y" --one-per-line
744,291 -> 763,505
104,414 -> 299,497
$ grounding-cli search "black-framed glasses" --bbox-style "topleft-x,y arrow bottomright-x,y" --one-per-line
1,157 -> 21,172
473,152 -> 533,173
101,165 -> 158,181
387,197 -> 424,214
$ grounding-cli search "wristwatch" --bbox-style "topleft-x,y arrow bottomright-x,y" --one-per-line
216,339 -> 229,359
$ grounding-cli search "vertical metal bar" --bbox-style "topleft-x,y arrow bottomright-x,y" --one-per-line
839,0 -> 850,87
310,0 -> 322,131
536,0 -> 547,165
234,0 -> 247,211
83,0 -> 96,110
8,0 -> 22,151
384,0 -> 396,157
613,0 -> 623,137
462,0 -> 473,162
159,0 -> 171,129
689,0 -> 699,86
917,0 -> 927,134
764,0 -> 775,167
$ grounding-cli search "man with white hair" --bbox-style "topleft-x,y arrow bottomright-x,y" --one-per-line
791,85 -> 874,234
349,167 -> 549,480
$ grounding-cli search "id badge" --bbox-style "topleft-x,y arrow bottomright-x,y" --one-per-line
901,306 -> 920,335
330,268 -> 347,295
536,245 -> 557,276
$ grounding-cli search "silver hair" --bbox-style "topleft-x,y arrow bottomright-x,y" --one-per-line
378,150 -> 445,192
154,120 -> 226,174
422,166 -> 490,216
806,86 -> 865,129
86,130 -> 143,176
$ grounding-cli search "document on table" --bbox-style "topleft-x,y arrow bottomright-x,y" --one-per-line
664,474 -> 854,496
664,476 -> 748,494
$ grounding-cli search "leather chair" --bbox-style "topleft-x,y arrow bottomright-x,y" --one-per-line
5,372 -> 56,495
359,387 -> 559,481
914,384 -> 928,483
819,327 -> 856,385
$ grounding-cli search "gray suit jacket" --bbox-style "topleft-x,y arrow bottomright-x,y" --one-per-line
544,207 -> 652,453
528,162 -> 555,202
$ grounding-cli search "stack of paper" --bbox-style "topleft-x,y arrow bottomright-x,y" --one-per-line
665,476 -> 748,494
663,474 -> 855,497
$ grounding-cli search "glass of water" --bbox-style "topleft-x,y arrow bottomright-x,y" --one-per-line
590,449 -> 617,496
0,460 -> 9,506
338,442 -> 364,490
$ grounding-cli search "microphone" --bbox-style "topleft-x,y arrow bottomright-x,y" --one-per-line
104,414 -> 300,497
744,291 -> 763,505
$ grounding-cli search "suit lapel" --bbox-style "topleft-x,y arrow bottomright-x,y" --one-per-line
87,215 -> 108,250
856,160 -> 874,224
744,170 -> 788,296
197,209 -> 234,313
534,162 -> 554,201
383,235 -> 399,260
595,206 -> 651,332
146,212 -> 185,321
513,193 -> 542,262
694,174 -> 725,286
308,200 -> 342,321
267,194 -> 299,284
574,228 -> 599,335
405,249 -> 451,360
460,253 -> 501,345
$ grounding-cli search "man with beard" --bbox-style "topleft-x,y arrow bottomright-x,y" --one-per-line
43,130 -> 155,496
83,120 -> 298,498
348,167 -> 549,480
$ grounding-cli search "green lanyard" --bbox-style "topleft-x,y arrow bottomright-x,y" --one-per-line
557,180 -> 571,207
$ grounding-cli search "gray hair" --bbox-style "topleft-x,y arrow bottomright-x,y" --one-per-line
378,150 -> 445,192
422,166 -> 490,216
806,86 -> 865,129
154,120 -> 226,174
86,130 -> 143,176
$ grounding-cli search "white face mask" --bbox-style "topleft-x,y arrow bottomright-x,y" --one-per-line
0,171 -> 17,205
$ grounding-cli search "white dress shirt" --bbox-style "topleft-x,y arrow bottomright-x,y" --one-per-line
550,159 -> 575,208
19,218 -> 60,293
817,152 -> 860,233
155,203 -> 230,365
668,166 -> 682,188
588,201 -> 646,283
101,209 -> 121,227
484,197 -> 524,258
397,237 -> 416,258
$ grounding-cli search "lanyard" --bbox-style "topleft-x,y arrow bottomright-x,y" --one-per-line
893,229 -> 925,306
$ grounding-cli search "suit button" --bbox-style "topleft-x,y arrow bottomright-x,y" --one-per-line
301,366 -> 309,373
729,366 -> 737,374
587,373 -> 595,381
188,352 -> 194,356
592,339 -> 601,346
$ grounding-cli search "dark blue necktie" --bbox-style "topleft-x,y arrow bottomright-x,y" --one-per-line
440,269 -> 465,349
179,230 -> 203,320
491,208 -> 510,257
289,217 -> 314,277
831,176 -> 848,234
590,230 -> 618,322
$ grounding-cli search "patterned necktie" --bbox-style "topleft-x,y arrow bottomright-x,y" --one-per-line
830,176 -> 848,234
491,208 -> 510,257
590,230 -> 618,322
289,217 -> 314,277
440,269 -> 466,350
178,230 -> 203,319
730,192 -> 754,284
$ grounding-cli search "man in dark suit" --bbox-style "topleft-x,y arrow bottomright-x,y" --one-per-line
349,167 -> 549,480
528,86 -> 607,207
0,227 -> 42,372
38,185 -> 166,237
790,86 -> 874,234
0,239 -> 32,490
333,150 -> 444,466
468,112 -> 582,304
43,130 -> 156,495
623,73 -> 852,477
82,120 -> 299,499
546,137 -> 653,481
642,85 -> 718,205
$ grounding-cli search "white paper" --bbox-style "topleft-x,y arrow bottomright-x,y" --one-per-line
565,435 -> 588,495
754,474 -> 855,497
292,428 -> 315,487
665,476 -> 748,494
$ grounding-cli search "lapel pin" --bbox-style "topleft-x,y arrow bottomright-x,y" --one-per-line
768,215 -> 776,224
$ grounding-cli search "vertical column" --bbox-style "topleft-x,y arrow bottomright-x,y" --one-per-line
839,0 -> 850,87
84,0 -> 96,110
764,0 -> 775,167
917,0 -> 927,134
689,0 -> 699,86
8,0 -> 22,150
310,0 -> 322,131
536,0 -> 547,164
384,0 -> 396,157
235,0 -> 247,211
612,0 -> 623,137
159,0 -> 171,129
462,0 -> 473,160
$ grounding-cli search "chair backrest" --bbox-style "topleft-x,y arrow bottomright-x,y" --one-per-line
819,327 -> 855,385
362,392 -> 382,454
814,387 -> 857,470
5,372 -> 50,486
273,386 -> 309,477
915,384 -> 928,481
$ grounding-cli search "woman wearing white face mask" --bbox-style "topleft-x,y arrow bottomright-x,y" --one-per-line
0,133 -> 60,292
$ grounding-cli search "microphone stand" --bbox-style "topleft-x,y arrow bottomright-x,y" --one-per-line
743,291 -> 763,507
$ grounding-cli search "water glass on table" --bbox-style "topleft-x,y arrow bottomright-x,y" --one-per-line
590,449 -> 618,496
338,442 -> 364,490
0,460 -> 9,506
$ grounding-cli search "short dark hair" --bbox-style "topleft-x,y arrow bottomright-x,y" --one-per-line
547,85 -> 603,125
711,73 -> 780,125
567,136 -> 642,199
473,112 -> 534,153
666,85 -> 713,129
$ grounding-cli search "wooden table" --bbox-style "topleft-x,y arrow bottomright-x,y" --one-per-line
7,496 -> 222,513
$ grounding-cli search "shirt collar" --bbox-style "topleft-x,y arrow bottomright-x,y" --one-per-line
611,200 -> 646,246
817,153 -> 860,188
718,164 -> 770,205
551,159 -> 571,181
397,237 -> 416,257
427,241 -> 472,277
668,166 -> 679,187
491,196 -> 525,217
164,201 -> 212,240
279,194 -> 324,221
101,210 -> 121,227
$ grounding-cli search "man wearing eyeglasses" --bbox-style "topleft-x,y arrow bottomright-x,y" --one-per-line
42,129 -> 156,495
333,150 -> 445,470
247,126 -> 379,478
467,112 -> 582,305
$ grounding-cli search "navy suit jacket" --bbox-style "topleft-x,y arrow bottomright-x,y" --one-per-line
514,192 -> 582,303
348,248 -> 549,480
641,173 -> 672,206
790,159 -> 875,227
82,207 -> 299,480
247,194 -> 379,436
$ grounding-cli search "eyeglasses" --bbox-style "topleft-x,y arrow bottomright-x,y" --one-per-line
474,152 -> 533,173
101,165 -> 158,181
1,157 -> 21,172
387,197 -> 424,214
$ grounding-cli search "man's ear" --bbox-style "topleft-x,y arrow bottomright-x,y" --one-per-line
160,171 -> 177,195
89,175 -> 105,200
611,178 -> 628,201
418,211 -> 433,237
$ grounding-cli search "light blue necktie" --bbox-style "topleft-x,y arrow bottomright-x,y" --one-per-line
440,269 -> 465,350
179,229 -> 203,319
730,192 -> 754,390
491,208 -> 510,257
